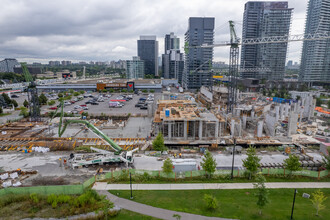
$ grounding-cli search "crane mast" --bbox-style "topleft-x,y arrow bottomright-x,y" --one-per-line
227,21 -> 240,113
21,63 -> 40,121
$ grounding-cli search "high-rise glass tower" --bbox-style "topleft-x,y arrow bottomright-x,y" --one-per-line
299,0 -> 330,82
126,56 -> 145,79
241,1 -> 292,80
162,33 -> 184,82
182,17 -> 214,90
137,36 -> 159,76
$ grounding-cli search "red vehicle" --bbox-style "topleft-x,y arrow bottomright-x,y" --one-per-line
80,104 -> 87,107
70,100 -> 75,104
49,107 -> 58,110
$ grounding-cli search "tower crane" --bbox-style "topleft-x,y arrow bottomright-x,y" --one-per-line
189,21 -> 330,113
21,63 -> 40,121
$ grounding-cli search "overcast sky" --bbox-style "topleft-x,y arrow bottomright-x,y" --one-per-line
0,0 -> 308,64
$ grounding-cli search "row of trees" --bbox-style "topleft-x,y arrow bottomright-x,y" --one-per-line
0,93 -> 18,108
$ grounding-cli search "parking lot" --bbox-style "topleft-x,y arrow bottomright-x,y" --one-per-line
41,92 -> 161,116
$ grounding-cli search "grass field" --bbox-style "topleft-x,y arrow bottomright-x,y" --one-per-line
106,175 -> 330,184
113,209 -> 160,220
110,188 -> 330,220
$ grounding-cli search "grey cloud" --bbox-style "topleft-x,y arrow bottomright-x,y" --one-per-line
0,0 -> 309,63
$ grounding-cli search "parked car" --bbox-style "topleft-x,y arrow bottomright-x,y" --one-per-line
140,105 -> 148,110
49,107 -> 58,110
82,106 -> 88,110
11,94 -> 19,98
91,102 -> 99,105
135,103 -> 142,108
74,105 -> 82,109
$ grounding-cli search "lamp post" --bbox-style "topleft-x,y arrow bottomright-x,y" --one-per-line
231,138 -> 236,179
130,172 -> 133,199
290,189 -> 297,220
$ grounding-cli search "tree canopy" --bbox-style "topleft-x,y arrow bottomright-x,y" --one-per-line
200,151 -> 217,178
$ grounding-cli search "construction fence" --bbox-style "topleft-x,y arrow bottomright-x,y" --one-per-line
0,176 -> 96,197
104,168 -> 329,180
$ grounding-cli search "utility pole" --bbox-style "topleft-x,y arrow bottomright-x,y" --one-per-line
231,138 -> 236,179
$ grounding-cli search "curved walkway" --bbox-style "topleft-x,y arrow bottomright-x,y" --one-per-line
93,182 -> 330,191
98,190 -> 235,220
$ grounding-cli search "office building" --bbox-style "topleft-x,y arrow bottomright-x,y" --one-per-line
0,58 -> 20,72
299,0 -> 330,82
164,32 -> 180,52
126,56 -> 145,79
137,36 -> 159,76
162,33 -> 184,82
182,17 -> 215,90
49,61 -> 61,66
241,1 -> 292,80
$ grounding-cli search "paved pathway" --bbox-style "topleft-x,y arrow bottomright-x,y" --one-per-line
98,190 -> 234,220
93,182 -> 330,191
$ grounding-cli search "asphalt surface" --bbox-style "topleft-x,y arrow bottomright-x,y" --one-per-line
5,92 -> 161,116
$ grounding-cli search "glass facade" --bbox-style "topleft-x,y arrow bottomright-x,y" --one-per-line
299,0 -> 330,82
182,17 -> 214,90
137,36 -> 158,76
241,1 -> 292,80
126,56 -> 145,79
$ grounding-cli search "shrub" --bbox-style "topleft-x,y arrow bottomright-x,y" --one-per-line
30,193 -> 40,204
204,194 -> 218,210
48,100 -> 55,106
47,194 -> 57,205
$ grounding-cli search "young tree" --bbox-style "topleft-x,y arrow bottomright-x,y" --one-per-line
23,99 -> 29,107
162,158 -> 173,175
11,99 -> 18,108
79,90 -> 85,94
283,154 -> 301,175
200,151 -> 217,178
203,194 -> 218,210
58,93 -> 63,98
48,100 -> 56,106
242,146 -> 261,179
253,174 -> 269,215
38,93 -> 48,105
311,189 -> 327,216
2,93 -> 12,105
19,106 -> 29,118
0,107 -> 3,114
322,156 -> 330,171
152,132 -> 167,152
73,91 -> 80,96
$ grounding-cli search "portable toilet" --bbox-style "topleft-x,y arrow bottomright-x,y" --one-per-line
165,109 -> 170,117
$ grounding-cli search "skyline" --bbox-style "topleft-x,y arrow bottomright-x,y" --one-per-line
0,0 -> 308,64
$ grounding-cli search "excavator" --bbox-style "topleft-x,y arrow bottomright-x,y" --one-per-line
52,100 -> 138,168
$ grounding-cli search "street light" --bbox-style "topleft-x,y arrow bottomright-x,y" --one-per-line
130,172 -> 133,199
291,189 -> 297,220
231,138 -> 236,179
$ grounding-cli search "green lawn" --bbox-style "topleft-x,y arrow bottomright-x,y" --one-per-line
110,189 -> 330,220
113,209 -> 160,220
106,175 -> 330,184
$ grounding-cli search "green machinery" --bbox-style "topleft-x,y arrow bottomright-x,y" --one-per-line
53,100 -> 136,167
21,63 -> 40,121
